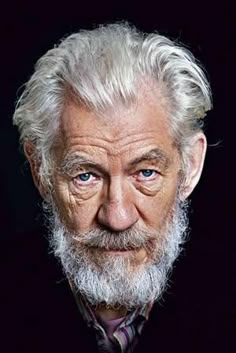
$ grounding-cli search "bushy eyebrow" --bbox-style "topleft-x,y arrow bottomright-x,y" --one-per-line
59,148 -> 171,176
59,154 -> 106,175
129,148 -> 171,169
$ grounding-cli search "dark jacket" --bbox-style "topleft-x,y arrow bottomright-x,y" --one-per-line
1,231 -> 233,353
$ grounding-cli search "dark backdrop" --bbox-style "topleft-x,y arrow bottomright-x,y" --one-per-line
1,1 -> 235,349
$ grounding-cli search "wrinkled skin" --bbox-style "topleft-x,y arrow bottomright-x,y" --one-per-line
25,88 -> 206,318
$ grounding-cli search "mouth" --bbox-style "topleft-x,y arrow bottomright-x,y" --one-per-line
86,244 -> 142,256
103,248 -> 136,255
86,246 -> 149,266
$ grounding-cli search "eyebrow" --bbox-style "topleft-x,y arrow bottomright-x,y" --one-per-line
59,148 -> 171,176
129,148 -> 171,169
59,154 -> 106,175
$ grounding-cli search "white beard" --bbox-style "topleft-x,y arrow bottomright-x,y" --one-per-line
45,199 -> 189,310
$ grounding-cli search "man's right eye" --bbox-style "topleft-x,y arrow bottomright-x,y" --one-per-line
78,172 -> 93,182
74,172 -> 98,185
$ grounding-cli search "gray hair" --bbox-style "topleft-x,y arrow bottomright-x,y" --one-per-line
13,22 -> 212,187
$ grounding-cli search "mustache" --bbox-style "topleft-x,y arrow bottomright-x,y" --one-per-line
71,227 -> 159,252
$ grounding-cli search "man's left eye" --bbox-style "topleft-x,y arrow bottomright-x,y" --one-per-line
137,169 -> 158,180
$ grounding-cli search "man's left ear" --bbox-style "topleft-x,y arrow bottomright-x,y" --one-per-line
180,132 -> 207,200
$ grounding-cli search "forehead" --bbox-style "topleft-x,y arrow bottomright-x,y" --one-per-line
59,88 -> 174,155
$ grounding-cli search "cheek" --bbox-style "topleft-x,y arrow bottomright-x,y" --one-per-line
53,179 -> 101,231
69,202 -> 100,231
136,180 -> 178,229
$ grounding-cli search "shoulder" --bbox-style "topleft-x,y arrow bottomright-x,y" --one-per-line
0,231 -> 98,353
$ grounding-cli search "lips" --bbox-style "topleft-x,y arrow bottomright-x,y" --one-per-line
87,245 -> 140,256
104,248 -> 135,253
95,246 -> 138,252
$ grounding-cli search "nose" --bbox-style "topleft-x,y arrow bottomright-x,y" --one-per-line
97,176 -> 139,232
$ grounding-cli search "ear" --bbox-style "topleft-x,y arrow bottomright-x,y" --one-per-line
24,141 -> 47,200
180,132 -> 207,200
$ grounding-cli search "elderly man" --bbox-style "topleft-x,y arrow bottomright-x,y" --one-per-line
12,23 -> 211,353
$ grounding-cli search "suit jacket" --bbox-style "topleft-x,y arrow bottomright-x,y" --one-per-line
1,231 -> 234,353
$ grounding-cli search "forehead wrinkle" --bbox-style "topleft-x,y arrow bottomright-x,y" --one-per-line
64,131 -> 157,145
59,132 -> 166,160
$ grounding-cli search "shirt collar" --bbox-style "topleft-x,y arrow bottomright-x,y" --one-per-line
70,283 -> 154,328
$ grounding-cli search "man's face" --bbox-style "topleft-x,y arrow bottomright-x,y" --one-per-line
52,90 -> 182,263
37,89 -> 194,308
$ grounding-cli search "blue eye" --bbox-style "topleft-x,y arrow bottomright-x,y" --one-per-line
141,169 -> 155,177
74,171 -> 100,187
136,169 -> 158,182
78,173 -> 92,182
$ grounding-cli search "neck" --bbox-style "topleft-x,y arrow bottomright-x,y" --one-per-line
68,279 -> 129,320
95,304 -> 128,321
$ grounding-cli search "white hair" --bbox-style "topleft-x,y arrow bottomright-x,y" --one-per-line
13,22 -> 212,187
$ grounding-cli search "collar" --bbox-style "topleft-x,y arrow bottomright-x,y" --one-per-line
70,285 -> 154,329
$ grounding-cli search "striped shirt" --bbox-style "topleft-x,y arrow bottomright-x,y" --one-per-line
73,293 -> 153,353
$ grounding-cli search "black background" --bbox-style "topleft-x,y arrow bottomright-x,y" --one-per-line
1,1 -> 235,350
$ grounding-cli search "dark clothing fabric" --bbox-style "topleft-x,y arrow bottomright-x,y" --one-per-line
1,231 -> 234,353
72,290 -> 153,353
